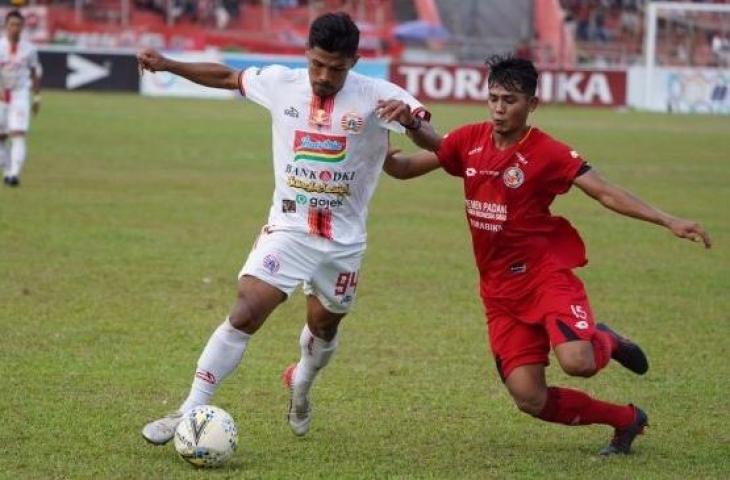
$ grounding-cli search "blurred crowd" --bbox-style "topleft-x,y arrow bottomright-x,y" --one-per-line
134,0 -> 244,28
561,0 -> 730,67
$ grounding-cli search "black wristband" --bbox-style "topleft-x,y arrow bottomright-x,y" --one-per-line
403,117 -> 422,131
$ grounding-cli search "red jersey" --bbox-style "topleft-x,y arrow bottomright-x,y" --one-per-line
437,122 -> 589,302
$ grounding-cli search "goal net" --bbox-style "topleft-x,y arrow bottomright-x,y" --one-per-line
642,1 -> 730,113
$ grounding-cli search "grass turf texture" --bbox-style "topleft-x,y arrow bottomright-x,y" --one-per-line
1,91 -> 728,479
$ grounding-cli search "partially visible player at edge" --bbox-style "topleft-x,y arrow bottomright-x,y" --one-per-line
0,10 -> 42,187
384,55 -> 711,455
137,12 -> 442,444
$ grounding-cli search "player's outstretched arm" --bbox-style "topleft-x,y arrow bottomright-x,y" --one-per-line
376,99 -> 443,152
575,169 -> 712,248
137,48 -> 239,90
383,148 -> 442,180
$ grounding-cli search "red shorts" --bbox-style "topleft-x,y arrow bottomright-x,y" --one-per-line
483,270 -> 597,381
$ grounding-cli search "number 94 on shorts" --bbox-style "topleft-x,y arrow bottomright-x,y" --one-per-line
239,228 -> 365,314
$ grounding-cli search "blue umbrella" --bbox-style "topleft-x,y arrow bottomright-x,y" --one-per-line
393,20 -> 449,42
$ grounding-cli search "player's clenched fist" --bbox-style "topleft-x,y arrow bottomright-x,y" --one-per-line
137,49 -> 169,73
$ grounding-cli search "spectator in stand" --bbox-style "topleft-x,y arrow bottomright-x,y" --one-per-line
712,31 -> 730,66
223,0 -> 240,19
575,2 -> 592,41
515,37 -> 533,61
274,0 -> 298,9
592,6 -> 609,42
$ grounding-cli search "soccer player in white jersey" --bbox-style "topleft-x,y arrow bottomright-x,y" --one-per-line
138,12 -> 443,445
0,10 -> 41,187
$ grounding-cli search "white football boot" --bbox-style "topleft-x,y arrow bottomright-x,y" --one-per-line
282,363 -> 311,436
141,411 -> 184,445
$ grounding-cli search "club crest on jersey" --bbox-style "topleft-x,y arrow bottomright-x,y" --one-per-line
293,130 -> 347,163
263,253 -> 281,274
340,112 -> 364,134
503,166 -> 525,188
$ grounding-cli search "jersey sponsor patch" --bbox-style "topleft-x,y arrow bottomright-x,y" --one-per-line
293,131 -> 347,163
284,106 -> 299,118
282,199 -> 296,213
509,262 -> 527,274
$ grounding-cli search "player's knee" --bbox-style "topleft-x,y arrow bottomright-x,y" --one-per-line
559,358 -> 597,377
308,311 -> 345,341
309,323 -> 338,341
512,392 -> 545,416
229,291 -> 266,333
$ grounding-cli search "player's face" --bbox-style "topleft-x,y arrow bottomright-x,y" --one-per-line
5,17 -> 23,41
306,47 -> 357,97
487,84 -> 538,136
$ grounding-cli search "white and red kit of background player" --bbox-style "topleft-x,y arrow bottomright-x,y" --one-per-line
0,36 -> 39,132
237,65 -> 429,312
0,36 -> 40,178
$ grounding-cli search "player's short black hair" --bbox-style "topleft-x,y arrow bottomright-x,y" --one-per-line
308,12 -> 360,58
5,10 -> 24,23
486,55 -> 538,97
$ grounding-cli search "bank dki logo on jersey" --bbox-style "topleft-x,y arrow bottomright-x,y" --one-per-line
293,131 -> 347,163
503,166 -> 525,189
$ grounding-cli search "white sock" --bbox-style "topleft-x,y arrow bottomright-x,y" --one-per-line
9,135 -> 26,177
293,325 -> 338,399
0,139 -> 8,176
179,318 -> 251,413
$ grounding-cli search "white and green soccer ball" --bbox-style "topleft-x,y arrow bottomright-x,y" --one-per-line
174,405 -> 238,468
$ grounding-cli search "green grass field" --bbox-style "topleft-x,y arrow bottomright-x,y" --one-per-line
1,91 -> 728,479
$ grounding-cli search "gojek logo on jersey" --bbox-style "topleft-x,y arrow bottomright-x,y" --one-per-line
293,131 -> 347,163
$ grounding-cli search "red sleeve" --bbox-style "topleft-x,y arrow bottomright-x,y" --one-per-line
549,141 -> 588,194
436,128 -> 466,177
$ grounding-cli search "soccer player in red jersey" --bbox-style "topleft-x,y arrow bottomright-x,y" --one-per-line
384,55 -> 711,455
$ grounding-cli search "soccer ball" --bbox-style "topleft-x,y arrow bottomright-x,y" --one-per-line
173,405 -> 238,468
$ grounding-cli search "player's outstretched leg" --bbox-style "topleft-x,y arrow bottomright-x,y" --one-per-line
0,136 -> 9,185
506,365 -> 648,455
596,323 -> 649,375
6,134 -> 26,187
284,323 -> 338,436
283,362 -> 311,436
142,276 -> 285,445
600,405 -> 649,455
141,411 -> 185,445
141,317 -> 252,445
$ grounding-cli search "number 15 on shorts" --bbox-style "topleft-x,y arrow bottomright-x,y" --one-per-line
335,271 -> 359,296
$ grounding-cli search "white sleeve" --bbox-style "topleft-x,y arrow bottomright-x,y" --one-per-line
238,64 -> 290,110
374,79 -> 431,133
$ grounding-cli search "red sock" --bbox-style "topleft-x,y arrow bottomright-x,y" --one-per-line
537,387 -> 635,429
591,330 -> 615,371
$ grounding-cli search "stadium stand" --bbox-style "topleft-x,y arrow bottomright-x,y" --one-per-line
12,0 -> 730,68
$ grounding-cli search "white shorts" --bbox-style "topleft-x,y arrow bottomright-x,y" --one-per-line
0,90 -> 31,133
239,227 -> 366,314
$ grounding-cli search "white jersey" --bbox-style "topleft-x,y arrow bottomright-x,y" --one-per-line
0,37 -> 40,92
240,65 -> 428,245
